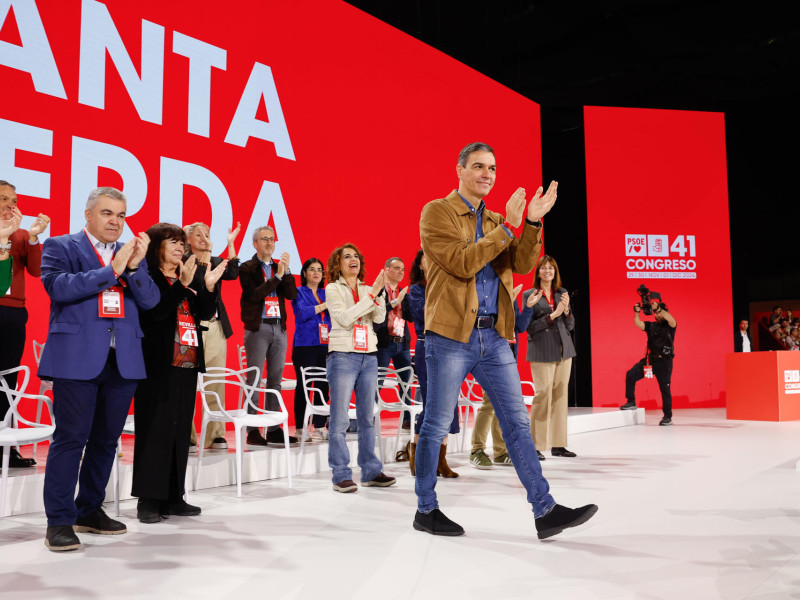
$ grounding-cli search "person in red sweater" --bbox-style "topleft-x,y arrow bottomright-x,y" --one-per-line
0,180 -> 50,467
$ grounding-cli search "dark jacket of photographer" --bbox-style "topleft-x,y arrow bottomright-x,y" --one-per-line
523,287 -> 576,363
644,320 -> 676,360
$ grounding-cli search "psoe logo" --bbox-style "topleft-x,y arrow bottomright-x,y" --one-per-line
625,235 -> 647,257
785,369 -> 800,394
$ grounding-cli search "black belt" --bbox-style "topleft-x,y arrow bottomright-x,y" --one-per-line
262,318 -> 281,324
475,315 -> 496,329
390,336 -> 404,343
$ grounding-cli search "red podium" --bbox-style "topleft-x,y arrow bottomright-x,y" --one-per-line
725,352 -> 800,421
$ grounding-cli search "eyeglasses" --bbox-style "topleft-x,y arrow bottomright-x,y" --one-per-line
259,237 -> 275,243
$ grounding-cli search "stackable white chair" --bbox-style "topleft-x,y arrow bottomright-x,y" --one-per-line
296,366 -> 330,473
111,415 -> 136,516
377,365 -> 422,455
237,345 -> 296,391
0,367 -> 55,518
30,341 -> 52,460
195,366 -> 292,497
457,374 -> 484,452
521,379 -> 537,409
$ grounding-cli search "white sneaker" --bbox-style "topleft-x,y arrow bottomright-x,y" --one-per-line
300,429 -> 314,442
189,442 -> 198,453
315,428 -> 329,440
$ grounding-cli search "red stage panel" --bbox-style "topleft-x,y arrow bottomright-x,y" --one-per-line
584,106 -> 731,409
726,352 -> 800,421
0,0 -> 542,424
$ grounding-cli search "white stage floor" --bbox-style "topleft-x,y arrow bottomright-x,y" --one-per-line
2,407 -> 800,599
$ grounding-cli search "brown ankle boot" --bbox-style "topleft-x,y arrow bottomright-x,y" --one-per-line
409,442 -> 416,476
437,445 -> 459,478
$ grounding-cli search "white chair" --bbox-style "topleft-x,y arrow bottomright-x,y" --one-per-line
457,374 -> 484,452
237,344 -> 296,391
521,379 -> 537,409
111,415 -> 135,516
0,367 -> 55,518
194,366 -> 292,497
0,365 -> 31,457
31,340 -> 52,460
296,366 -> 330,473
377,365 -> 422,455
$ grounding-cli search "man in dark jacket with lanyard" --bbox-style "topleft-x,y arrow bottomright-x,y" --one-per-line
239,225 -> 298,445
414,142 -> 598,540
621,299 -> 677,426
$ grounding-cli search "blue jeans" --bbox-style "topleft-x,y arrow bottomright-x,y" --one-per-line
416,329 -> 556,518
327,352 -> 383,483
414,339 -> 460,436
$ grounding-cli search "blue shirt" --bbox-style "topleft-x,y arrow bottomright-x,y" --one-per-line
260,259 -> 278,318
291,286 -> 332,347
459,193 -> 512,317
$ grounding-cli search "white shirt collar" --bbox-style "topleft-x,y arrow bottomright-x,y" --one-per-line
83,228 -> 117,251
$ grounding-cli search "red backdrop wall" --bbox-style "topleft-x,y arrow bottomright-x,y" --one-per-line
1,0 -> 544,425
584,106 -> 732,409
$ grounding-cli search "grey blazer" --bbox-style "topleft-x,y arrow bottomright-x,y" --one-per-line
523,287 -> 577,363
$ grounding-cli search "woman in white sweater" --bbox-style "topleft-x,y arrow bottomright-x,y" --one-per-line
324,243 -> 396,493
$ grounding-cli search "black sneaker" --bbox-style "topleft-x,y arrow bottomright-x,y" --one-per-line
551,447 -> 577,458
620,402 -> 637,410
246,431 -> 269,446
535,504 -> 598,540
265,429 -> 299,444
45,525 -> 82,552
362,473 -> 396,487
74,507 -> 127,535
209,437 -> 228,449
659,417 -> 672,426
413,509 -> 465,536
537,450 -> 546,461
137,499 -> 162,524
161,499 -> 201,516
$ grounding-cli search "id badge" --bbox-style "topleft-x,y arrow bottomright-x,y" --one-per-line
99,286 -> 125,318
644,365 -> 654,379
178,313 -> 199,347
353,324 -> 369,351
319,323 -> 330,344
264,296 -> 280,318
391,317 -> 405,337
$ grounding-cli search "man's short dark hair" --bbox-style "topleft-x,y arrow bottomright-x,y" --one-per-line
458,143 -> 494,167
0,180 -> 16,190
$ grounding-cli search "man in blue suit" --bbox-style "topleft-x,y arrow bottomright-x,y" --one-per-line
39,187 -> 159,551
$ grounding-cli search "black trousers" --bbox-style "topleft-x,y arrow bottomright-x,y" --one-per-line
625,357 -> 673,418
0,305 -> 28,418
292,344 -> 329,429
132,367 -> 198,501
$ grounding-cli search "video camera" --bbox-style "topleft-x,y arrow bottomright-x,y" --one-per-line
636,284 -> 668,315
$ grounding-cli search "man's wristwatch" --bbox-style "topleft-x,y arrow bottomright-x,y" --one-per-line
526,217 -> 542,227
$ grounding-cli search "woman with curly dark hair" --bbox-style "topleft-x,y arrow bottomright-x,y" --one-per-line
324,243 -> 396,493
132,223 -> 227,523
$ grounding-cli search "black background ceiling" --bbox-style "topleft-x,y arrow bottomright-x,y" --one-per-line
347,0 -> 800,299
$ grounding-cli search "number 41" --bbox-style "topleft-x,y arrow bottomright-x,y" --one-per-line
669,235 -> 696,257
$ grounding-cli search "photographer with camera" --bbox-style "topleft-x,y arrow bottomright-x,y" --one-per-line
620,286 -> 677,426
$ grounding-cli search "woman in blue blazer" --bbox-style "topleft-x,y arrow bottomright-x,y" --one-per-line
291,257 -> 332,439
